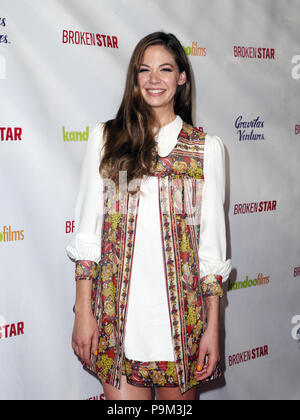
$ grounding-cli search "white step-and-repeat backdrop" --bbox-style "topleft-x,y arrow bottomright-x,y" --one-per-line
1,0 -> 299,400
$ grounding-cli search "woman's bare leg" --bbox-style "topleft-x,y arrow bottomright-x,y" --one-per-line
155,386 -> 196,400
102,374 -> 153,400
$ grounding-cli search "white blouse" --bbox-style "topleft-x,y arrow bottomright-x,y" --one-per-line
66,115 -> 232,362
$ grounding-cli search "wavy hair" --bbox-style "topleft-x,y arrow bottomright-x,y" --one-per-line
99,31 -> 193,194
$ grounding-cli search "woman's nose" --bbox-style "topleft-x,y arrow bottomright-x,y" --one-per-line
149,71 -> 160,84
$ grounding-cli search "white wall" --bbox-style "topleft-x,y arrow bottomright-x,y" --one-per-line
0,0 -> 299,400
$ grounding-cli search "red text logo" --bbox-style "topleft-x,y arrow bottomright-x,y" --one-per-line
234,46 -> 275,60
66,220 -> 75,234
62,30 -> 118,48
0,322 -> 24,340
294,267 -> 300,277
86,393 -> 105,400
233,200 -> 277,215
228,345 -> 269,367
0,127 -> 22,141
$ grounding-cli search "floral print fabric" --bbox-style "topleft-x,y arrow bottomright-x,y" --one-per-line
75,122 -> 224,394
75,261 -> 224,298
122,357 -> 179,388
201,274 -> 223,298
121,354 -> 223,388
75,260 -> 99,281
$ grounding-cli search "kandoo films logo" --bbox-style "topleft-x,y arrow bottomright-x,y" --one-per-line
228,273 -> 270,291
0,225 -> 24,243
182,41 -> 206,57
63,126 -> 89,142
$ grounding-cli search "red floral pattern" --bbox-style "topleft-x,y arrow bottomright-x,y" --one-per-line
121,355 -> 222,388
75,260 -> 98,281
201,274 -> 223,298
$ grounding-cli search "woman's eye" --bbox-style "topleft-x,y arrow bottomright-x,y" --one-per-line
138,68 -> 173,73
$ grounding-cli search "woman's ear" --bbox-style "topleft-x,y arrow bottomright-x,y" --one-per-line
178,71 -> 187,86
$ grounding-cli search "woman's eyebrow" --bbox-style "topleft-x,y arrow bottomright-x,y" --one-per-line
139,63 -> 175,67
159,63 -> 174,67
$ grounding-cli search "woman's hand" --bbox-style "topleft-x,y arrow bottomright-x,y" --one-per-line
72,310 -> 99,367
194,327 -> 220,381
194,295 -> 220,381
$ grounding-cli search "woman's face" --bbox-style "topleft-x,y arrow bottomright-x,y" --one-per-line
137,45 -> 186,119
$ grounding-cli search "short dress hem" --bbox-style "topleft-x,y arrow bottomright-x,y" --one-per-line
121,353 -> 223,388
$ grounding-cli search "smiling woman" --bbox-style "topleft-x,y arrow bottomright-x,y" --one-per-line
66,31 -> 231,401
137,45 -> 186,126
99,32 -> 193,193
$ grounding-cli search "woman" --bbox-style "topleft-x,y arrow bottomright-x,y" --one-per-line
66,31 -> 231,400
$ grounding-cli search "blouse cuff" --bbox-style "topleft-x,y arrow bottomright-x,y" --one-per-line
66,233 -> 102,263
201,274 -> 224,298
200,259 -> 232,283
75,260 -> 99,281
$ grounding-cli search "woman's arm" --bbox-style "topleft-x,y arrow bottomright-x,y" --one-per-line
195,135 -> 232,381
66,123 -> 105,365
66,123 -> 104,264
72,280 -> 98,367
195,295 -> 220,380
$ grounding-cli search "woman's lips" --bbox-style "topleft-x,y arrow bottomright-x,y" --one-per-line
145,89 -> 166,96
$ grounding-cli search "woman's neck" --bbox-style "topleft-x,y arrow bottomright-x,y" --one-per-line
153,109 -> 176,129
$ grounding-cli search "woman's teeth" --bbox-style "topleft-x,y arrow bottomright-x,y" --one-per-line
147,89 -> 165,94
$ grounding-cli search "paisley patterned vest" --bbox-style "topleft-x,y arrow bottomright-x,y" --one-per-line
78,121 -> 222,394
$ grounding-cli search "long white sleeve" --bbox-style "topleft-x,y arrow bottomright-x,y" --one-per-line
199,134 -> 232,295
66,122 -> 104,263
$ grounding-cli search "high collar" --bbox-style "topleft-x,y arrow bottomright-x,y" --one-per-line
155,115 -> 183,157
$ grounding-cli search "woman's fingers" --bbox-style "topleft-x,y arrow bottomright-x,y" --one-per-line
81,342 -> 92,365
72,335 -> 98,366
72,339 -> 79,357
195,355 -> 218,381
196,346 -> 207,374
73,341 -> 91,365
91,329 -> 99,358
72,313 -> 98,366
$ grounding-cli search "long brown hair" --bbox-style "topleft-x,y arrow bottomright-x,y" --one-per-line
99,31 -> 193,193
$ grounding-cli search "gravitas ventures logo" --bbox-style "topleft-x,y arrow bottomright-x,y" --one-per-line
235,115 -> 265,141
0,16 -> 10,44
